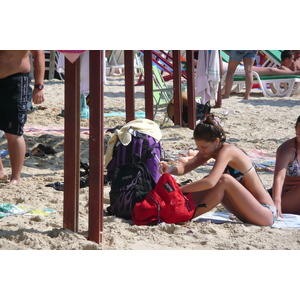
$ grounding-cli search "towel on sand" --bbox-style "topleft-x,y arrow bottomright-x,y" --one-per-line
193,211 -> 300,229
0,203 -> 55,219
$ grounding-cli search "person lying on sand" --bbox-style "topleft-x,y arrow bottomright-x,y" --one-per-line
160,114 -> 276,226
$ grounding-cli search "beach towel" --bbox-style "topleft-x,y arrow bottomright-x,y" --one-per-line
193,211 -> 300,229
0,203 -> 55,219
23,125 -> 90,135
195,50 -> 220,104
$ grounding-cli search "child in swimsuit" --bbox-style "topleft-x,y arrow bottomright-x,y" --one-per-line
160,114 -> 276,226
272,116 -> 300,218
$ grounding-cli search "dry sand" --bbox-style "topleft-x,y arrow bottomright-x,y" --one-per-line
1,75 -> 300,251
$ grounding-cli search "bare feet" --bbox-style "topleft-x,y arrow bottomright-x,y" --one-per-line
0,170 -> 8,181
9,179 -> 19,184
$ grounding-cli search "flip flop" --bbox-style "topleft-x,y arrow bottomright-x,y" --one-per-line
45,182 -> 64,191
37,144 -> 57,155
30,147 -> 45,157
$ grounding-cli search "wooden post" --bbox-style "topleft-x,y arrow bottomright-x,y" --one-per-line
88,50 -> 104,244
144,50 -> 154,120
63,56 -> 81,232
172,50 -> 182,126
124,50 -> 135,123
49,51 -> 56,79
186,50 -> 196,130
215,50 -> 222,108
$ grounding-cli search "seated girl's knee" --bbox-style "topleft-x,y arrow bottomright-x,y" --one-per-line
219,173 -> 233,184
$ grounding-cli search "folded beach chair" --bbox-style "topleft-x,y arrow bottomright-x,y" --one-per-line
152,65 -> 174,119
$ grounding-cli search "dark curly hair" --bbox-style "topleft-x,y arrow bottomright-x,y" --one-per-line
193,114 -> 226,143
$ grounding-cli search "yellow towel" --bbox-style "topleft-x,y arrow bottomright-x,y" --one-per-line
105,119 -> 162,167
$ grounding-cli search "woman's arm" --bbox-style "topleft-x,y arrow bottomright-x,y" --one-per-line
181,145 -> 232,193
160,151 -> 208,176
272,143 -> 293,217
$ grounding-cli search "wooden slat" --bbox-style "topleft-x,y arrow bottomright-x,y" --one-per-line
88,50 -> 104,244
63,56 -> 80,232
124,50 -> 135,123
172,50 -> 182,126
186,50 -> 196,129
144,50 -> 154,120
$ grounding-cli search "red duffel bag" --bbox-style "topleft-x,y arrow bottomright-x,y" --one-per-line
132,173 -> 196,225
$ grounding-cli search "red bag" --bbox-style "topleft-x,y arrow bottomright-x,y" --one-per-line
132,173 -> 196,225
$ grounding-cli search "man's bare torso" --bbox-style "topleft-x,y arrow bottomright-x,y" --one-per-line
0,50 -> 31,79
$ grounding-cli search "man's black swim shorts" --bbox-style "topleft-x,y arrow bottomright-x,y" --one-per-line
0,73 -> 31,136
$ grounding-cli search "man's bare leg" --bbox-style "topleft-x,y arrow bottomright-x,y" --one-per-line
6,133 -> 25,184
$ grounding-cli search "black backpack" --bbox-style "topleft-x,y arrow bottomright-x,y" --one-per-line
108,160 -> 156,219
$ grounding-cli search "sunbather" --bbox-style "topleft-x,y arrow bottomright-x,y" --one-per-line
159,114 -> 276,226
291,50 -> 300,71
271,116 -> 300,218
221,50 -> 300,76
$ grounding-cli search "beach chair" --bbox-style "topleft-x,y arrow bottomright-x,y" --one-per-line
106,50 -> 124,75
259,50 -> 282,68
106,50 -> 143,75
233,72 -> 300,97
152,65 -> 173,119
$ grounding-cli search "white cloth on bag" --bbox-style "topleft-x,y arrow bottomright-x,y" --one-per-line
105,119 -> 162,168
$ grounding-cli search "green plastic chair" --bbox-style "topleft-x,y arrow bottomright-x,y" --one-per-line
152,65 -> 174,118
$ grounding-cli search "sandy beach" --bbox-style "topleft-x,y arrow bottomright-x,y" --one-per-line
1,74 -> 300,251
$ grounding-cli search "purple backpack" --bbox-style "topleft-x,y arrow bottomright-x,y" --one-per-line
106,127 -> 162,183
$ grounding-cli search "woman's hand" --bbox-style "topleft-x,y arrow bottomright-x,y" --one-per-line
159,161 -> 169,174
274,200 -> 284,219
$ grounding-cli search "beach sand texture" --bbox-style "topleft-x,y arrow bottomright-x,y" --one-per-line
0,75 -> 300,250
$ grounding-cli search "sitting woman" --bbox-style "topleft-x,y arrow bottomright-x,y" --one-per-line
272,116 -> 300,218
160,114 -> 276,226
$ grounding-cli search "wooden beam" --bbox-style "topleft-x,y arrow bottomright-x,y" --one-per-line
215,51 -> 222,108
124,50 -> 135,123
172,50 -> 182,126
88,50 -> 104,244
63,56 -> 81,232
144,50 -> 154,120
186,50 -> 196,130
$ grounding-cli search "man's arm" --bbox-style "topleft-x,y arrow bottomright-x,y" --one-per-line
30,50 -> 45,104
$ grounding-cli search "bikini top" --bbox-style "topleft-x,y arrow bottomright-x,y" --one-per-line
286,138 -> 300,177
223,147 -> 254,181
224,165 -> 253,182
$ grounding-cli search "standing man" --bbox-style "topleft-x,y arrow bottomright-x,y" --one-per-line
223,50 -> 258,100
0,50 -> 45,184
